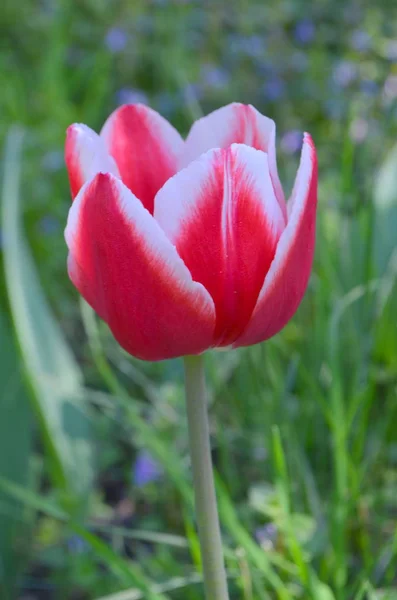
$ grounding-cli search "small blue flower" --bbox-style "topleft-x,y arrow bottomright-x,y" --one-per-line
384,75 -> 397,101
281,130 -> 303,155
133,451 -> 162,487
228,34 -> 266,60
182,82 -> 203,103
255,523 -> 278,548
360,79 -> 378,96
384,40 -> 397,61
242,35 -> 266,59
350,30 -> 371,52
294,19 -> 315,45
332,61 -> 357,87
349,118 -> 368,143
67,535 -> 88,555
116,88 -> 149,106
201,64 -> 230,90
263,77 -> 285,101
105,27 -> 128,53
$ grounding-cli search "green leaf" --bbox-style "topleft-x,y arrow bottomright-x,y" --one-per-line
1,126 -> 94,505
310,581 -> 336,600
0,311 -> 33,599
0,476 -> 68,522
373,142 -> 397,272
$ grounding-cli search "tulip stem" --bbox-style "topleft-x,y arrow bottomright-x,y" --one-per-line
183,355 -> 230,600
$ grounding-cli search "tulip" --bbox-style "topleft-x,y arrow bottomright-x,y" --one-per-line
64,102 -> 317,600
65,103 -> 317,362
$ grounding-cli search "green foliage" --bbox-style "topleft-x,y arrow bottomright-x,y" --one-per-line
2,128 -> 94,508
0,312 -> 33,598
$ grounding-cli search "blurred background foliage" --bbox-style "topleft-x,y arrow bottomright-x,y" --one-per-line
1,0 -> 397,598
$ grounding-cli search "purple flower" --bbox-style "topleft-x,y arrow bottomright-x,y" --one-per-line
294,19 -> 315,45
281,130 -> 303,155
242,35 -> 266,59
228,34 -> 266,59
255,523 -> 278,549
133,451 -> 162,487
350,30 -> 371,52
332,60 -> 357,87
181,82 -> 203,104
201,64 -> 230,90
263,77 -> 285,101
360,79 -> 378,96
384,74 -> 397,101
116,88 -> 149,106
384,40 -> 397,61
67,535 -> 88,554
105,27 -> 128,53
349,118 -> 368,143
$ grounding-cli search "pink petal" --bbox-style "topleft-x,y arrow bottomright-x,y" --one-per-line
234,134 -> 318,347
100,104 -> 184,214
181,103 -> 287,221
154,144 -> 285,347
65,124 -> 119,200
65,173 -> 215,361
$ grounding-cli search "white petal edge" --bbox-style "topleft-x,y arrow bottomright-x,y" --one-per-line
65,172 -> 216,317
244,133 -> 316,318
154,143 -> 285,244
66,123 -> 120,188
179,102 -> 286,218
99,104 -> 185,164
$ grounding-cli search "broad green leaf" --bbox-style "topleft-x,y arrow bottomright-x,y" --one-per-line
0,311 -> 33,599
1,127 -> 94,504
311,582 -> 336,600
373,142 -> 397,272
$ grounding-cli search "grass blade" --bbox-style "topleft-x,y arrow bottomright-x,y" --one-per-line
0,311 -> 33,599
1,126 -> 94,504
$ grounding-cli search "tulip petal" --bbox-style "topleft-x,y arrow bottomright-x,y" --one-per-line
65,173 -> 215,361
100,104 -> 184,214
181,103 -> 287,220
234,134 -> 317,347
154,144 -> 285,347
65,124 -> 120,200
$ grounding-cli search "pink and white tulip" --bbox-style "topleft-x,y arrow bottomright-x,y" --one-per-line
65,103 -> 317,361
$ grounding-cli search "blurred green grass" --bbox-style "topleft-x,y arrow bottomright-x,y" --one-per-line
1,1 -> 397,599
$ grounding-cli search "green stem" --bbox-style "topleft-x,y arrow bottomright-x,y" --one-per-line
183,355 -> 230,600
331,378 -> 348,599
